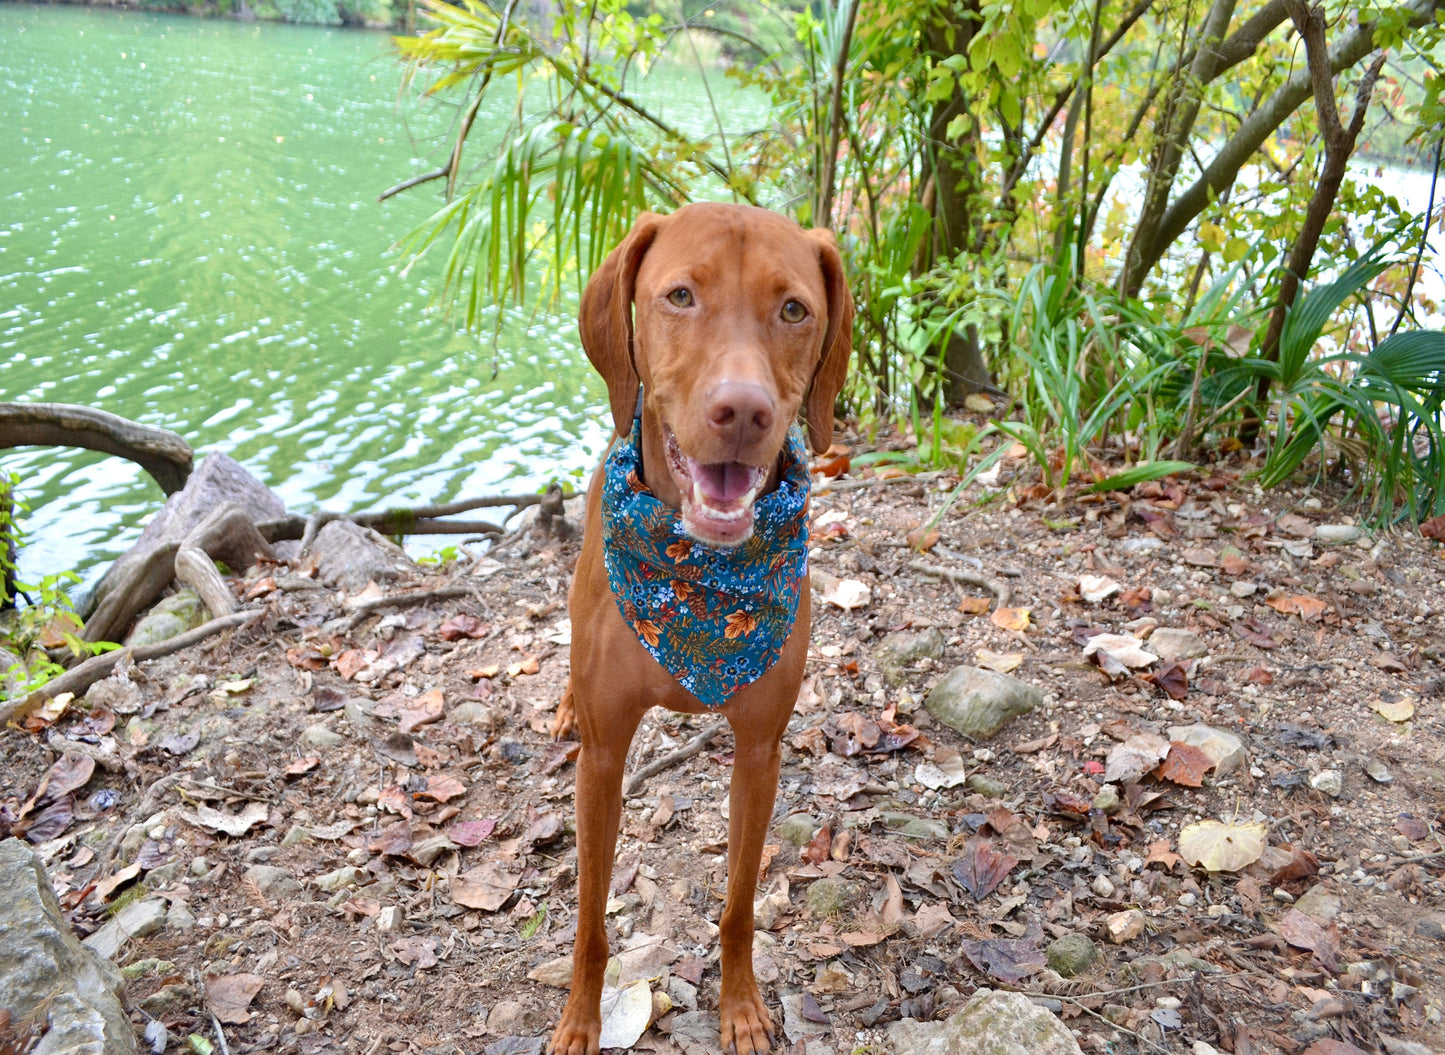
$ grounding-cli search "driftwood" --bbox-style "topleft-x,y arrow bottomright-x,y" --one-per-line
0,402 -> 194,495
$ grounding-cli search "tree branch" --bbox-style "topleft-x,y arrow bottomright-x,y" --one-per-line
0,403 -> 193,495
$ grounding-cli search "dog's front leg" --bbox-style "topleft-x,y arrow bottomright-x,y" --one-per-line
549,715 -> 639,1055
716,718 -> 786,1055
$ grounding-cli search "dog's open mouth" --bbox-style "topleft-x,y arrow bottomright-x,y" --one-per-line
663,424 -> 769,548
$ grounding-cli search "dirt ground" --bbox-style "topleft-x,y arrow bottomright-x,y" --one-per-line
5,424 -> 1445,1055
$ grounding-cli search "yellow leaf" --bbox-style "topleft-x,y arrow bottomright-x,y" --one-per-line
1372,699 -> 1415,723
990,606 -> 1031,632
1177,820 -> 1267,873
976,649 -> 1023,673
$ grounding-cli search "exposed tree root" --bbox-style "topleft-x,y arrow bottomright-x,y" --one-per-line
0,402 -> 193,495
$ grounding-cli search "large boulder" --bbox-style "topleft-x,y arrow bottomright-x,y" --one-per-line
311,520 -> 415,592
84,452 -> 285,619
0,837 -> 137,1054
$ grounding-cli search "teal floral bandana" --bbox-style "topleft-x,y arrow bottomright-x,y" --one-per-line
601,418 -> 811,707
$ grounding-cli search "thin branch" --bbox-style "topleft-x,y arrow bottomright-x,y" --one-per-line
624,722 -> 728,799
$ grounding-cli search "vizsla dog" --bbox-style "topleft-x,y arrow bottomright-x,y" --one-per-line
548,202 -> 853,1055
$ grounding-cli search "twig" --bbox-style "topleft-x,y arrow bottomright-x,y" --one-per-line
906,559 -> 1011,608
210,1010 -> 232,1055
340,584 -> 477,632
1,610 -> 259,729
624,722 -> 727,798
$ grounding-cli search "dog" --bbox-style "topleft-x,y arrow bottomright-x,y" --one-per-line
547,202 -> 853,1055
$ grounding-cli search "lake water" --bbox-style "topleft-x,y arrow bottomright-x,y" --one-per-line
2,4 -> 632,588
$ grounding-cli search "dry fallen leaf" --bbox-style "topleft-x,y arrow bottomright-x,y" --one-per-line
821,578 -> 872,610
1103,732 -> 1171,785
1178,819 -> 1267,873
205,973 -> 265,1025
1155,742 -> 1213,787
958,596 -> 992,615
1081,633 -> 1157,669
975,648 -> 1024,673
186,802 -> 270,838
1078,575 -> 1122,603
990,606 -> 1031,632
452,862 -> 521,911
1372,698 -> 1415,723
1266,593 -> 1328,620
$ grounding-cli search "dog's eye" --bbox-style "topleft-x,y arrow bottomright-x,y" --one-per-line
667,288 -> 693,307
781,299 -> 807,323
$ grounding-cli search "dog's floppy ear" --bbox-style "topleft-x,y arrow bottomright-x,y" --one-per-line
579,212 -> 664,437
804,228 -> 855,455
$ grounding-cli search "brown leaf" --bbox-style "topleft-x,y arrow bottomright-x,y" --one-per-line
1144,661 -> 1190,700
1118,586 -> 1152,615
958,596 -> 991,615
1269,846 -> 1320,884
398,689 -> 446,734
205,973 -> 265,1025
37,753 -> 96,803
906,525 -> 940,552
507,655 -> 542,677
1234,619 -> 1281,649
1144,840 -> 1181,871
1395,814 -> 1430,841
452,862 -> 522,911
802,820 -> 833,866
284,756 -> 320,778
824,712 -> 879,756
448,818 -> 497,847
438,613 -> 489,641
1155,742 -> 1213,787
1302,1042 -> 1370,1055
334,648 -> 375,680
389,936 -> 438,969
961,935 -> 1046,984
1421,514 -> 1445,541
1265,593 -> 1328,620
990,606 -> 1031,632
368,820 -> 413,857
951,838 -> 1018,900
377,785 -> 413,819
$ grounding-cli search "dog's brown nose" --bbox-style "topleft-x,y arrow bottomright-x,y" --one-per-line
706,380 -> 775,448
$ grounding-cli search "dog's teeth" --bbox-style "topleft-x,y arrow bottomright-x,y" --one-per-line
693,480 -> 706,507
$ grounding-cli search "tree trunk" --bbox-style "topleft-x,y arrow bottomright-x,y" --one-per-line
0,403 -> 193,495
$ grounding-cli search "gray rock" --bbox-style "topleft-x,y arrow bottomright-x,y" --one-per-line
926,666 -> 1043,740
1315,524 -> 1362,543
125,588 -> 206,648
875,627 -> 947,686
83,896 -> 169,960
1148,628 -> 1208,662
1294,884 -> 1341,921
774,813 -> 819,847
83,672 -> 144,715
1166,724 -> 1247,776
448,701 -> 500,729
486,999 -> 539,1036
298,724 -> 344,750
165,900 -> 197,932
0,837 -> 137,1054
880,812 -> 950,841
1045,934 -> 1099,978
805,877 -> 860,917
1310,770 -> 1344,797
244,864 -> 302,900
313,866 -> 366,893
311,520 -> 414,592
887,989 -> 1083,1055
86,451 -> 284,618
1,645 -> 25,698
966,774 -> 1009,798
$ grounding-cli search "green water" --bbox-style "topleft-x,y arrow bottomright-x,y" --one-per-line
3,5 -> 757,586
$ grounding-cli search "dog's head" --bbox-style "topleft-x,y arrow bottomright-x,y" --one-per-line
580,202 -> 853,548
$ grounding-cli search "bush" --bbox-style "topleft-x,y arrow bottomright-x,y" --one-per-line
338,0 -> 390,25
275,0 -> 340,25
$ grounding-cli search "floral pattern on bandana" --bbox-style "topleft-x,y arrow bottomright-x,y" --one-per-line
601,418 -> 810,707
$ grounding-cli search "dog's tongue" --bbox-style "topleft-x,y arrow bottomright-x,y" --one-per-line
692,460 -> 760,505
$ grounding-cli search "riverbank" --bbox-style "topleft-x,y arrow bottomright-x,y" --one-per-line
3,419 -> 1444,1054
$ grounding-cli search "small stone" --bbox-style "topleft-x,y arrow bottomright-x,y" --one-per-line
925,666 -> 1043,740
312,866 -> 365,893
886,990 -> 1084,1055
244,864 -> 302,900
1178,892 -> 1197,908
137,983 -> 199,1017
1105,909 -> 1147,944
1272,888 -> 1294,903
1310,770 -> 1344,798
1294,885 -> 1342,921
165,901 -> 197,932
298,725 -> 344,750
1362,757 -> 1393,784
1091,875 -> 1116,899
376,906 -> 403,933
1149,628 -> 1208,662
965,774 -> 1008,798
1230,580 -> 1258,598
1091,784 -> 1120,814
775,814 -> 819,847
84,897 -> 169,960
1045,934 -> 1099,978
486,1000 -> 537,1036
805,877 -> 860,917
1167,724 -> 1246,775
1316,524 -> 1362,543
874,627 -> 947,686
448,701 -> 499,728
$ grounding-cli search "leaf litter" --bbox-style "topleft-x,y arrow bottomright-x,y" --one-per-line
2,420 -> 1445,1053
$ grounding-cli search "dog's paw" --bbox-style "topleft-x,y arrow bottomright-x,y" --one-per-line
547,1011 -> 599,1055
719,987 -> 774,1055
551,681 -> 578,740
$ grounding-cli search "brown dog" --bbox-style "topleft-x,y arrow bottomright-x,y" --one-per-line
547,202 -> 852,1055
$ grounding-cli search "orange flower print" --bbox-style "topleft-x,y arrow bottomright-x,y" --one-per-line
635,619 -> 662,648
724,610 -> 758,639
666,540 -> 693,562
672,580 -> 697,601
